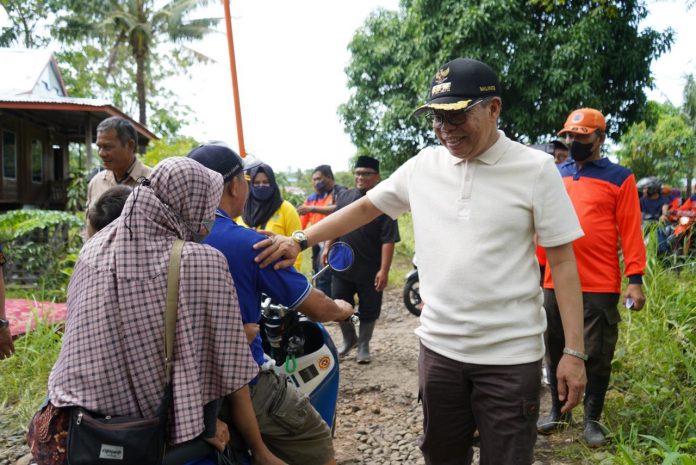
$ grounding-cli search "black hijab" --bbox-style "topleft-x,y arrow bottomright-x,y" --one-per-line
242,163 -> 284,228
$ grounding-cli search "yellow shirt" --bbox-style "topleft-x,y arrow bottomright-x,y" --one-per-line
236,200 -> 303,270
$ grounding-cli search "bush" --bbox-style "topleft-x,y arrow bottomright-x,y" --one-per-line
0,209 -> 84,300
142,136 -> 199,167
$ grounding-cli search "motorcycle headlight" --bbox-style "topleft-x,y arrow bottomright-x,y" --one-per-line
680,216 -> 690,225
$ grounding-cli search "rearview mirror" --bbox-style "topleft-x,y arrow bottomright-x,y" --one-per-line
327,241 -> 354,272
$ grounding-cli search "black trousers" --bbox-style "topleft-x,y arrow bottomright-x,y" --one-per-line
331,274 -> 382,322
543,290 -> 620,385
418,343 -> 541,465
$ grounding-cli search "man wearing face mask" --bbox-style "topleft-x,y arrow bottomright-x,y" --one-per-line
298,166 -> 346,296
539,108 -> 646,447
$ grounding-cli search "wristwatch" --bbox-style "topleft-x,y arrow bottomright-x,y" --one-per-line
563,347 -> 588,361
0,319 -> 9,330
291,230 -> 309,251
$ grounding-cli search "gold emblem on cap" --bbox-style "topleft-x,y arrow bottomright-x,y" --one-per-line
479,85 -> 496,92
434,67 -> 450,84
431,82 -> 451,96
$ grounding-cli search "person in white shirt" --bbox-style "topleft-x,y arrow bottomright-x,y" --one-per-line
252,58 -> 587,465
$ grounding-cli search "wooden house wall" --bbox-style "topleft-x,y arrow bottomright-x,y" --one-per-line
0,112 -> 69,209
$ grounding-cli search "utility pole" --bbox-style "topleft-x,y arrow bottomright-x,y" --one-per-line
223,0 -> 246,157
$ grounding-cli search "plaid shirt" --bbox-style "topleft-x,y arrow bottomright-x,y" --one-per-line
49,157 -> 258,444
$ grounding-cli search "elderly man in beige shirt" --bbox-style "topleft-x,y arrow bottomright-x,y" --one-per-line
86,116 -> 151,210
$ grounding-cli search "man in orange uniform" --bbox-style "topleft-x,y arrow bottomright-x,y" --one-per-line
297,166 -> 344,296
539,108 -> 646,447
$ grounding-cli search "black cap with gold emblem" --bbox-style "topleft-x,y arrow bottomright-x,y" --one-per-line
413,58 -> 501,116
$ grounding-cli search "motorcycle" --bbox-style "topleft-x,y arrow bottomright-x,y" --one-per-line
667,208 -> 696,257
170,242 -> 356,465
260,241 -> 355,429
402,255 -> 422,317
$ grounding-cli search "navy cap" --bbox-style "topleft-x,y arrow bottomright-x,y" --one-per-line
187,142 -> 261,183
413,58 -> 501,116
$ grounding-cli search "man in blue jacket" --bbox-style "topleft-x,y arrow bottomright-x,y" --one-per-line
188,143 -> 353,465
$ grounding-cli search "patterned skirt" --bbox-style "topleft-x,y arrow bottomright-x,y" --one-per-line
26,402 -> 69,465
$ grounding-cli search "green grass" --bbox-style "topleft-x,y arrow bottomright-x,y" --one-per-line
2,217 -> 694,465
0,315 -> 63,431
390,213 -> 415,289
576,233 -> 696,464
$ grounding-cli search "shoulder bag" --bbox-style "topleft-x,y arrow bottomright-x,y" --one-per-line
67,239 -> 184,465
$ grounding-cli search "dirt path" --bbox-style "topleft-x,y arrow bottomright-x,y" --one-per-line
326,288 -> 585,465
1,288 -> 586,465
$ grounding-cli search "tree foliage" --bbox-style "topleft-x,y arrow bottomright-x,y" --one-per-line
53,0 -> 219,130
1,0 -> 217,137
617,99 -> 696,195
0,0 -> 54,47
339,0 -> 673,172
141,135 -> 199,167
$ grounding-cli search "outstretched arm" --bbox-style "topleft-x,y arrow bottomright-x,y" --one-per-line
297,289 -> 354,322
254,196 -> 383,270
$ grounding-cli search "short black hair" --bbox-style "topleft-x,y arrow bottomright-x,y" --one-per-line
97,116 -> 138,147
88,185 -> 133,232
313,165 -> 334,179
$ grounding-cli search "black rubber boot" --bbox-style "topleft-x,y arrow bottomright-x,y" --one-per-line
356,320 -> 376,364
537,367 -> 572,434
583,375 -> 610,447
337,321 -> 357,357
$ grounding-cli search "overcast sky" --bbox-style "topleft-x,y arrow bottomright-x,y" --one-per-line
3,1 -> 691,173
170,0 -> 400,173
172,0 -> 694,173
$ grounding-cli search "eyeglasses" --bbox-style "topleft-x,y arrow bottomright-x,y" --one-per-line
354,170 -> 378,178
430,98 -> 488,129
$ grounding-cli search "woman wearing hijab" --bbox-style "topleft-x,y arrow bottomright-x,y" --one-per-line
27,157 -> 285,465
238,163 -> 303,269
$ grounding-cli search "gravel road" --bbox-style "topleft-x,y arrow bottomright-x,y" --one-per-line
326,288 -> 582,465
2,288 -> 585,465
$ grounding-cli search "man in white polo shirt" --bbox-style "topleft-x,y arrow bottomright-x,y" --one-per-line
253,58 -> 587,464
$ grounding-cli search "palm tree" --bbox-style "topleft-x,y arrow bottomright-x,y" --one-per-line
57,0 -> 219,127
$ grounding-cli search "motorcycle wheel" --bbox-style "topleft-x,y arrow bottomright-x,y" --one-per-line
403,275 -> 423,317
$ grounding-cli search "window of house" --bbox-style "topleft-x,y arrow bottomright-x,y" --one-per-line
2,130 -> 17,180
31,138 -> 43,182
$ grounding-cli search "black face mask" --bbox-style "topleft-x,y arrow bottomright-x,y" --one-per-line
569,140 -> 595,162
